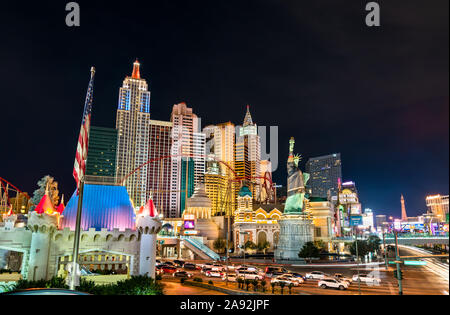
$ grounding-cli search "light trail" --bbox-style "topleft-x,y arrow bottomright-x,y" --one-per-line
399,245 -> 449,284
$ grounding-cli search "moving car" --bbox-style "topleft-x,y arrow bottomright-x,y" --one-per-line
205,270 -> 223,278
281,273 -> 305,284
173,270 -> 192,278
201,267 -> 212,275
173,259 -> 185,267
160,265 -> 177,274
183,263 -> 198,271
318,278 -> 349,290
283,272 -> 305,281
265,266 -> 288,277
222,273 -> 238,282
334,273 -> 352,284
211,264 -> 224,271
236,270 -> 264,280
352,274 -> 381,285
271,275 -> 301,287
305,271 -> 327,280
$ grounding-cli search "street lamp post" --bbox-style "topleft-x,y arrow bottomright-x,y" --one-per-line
225,231 -> 229,286
354,226 -> 361,295
382,229 -> 388,270
394,230 -> 403,295
240,231 -> 249,267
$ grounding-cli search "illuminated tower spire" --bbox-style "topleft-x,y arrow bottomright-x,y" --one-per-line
131,59 -> 141,79
243,105 -> 254,127
401,194 -> 408,221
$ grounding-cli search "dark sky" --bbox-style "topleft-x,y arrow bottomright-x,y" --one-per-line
1,0 -> 448,218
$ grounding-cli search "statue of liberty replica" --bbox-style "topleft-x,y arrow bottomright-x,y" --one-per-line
275,137 -> 314,262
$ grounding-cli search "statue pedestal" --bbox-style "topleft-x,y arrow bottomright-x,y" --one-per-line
275,213 -> 313,262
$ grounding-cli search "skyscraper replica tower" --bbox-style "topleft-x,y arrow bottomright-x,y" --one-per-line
170,102 -> 205,217
116,60 -> 151,208
275,137 -> 313,262
235,106 -> 261,201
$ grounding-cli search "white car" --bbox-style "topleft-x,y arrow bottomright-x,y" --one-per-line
334,273 -> 352,284
352,274 -> 381,285
271,275 -> 301,287
236,270 -> 263,280
211,264 -> 224,271
305,271 -> 327,280
205,270 -> 223,278
222,273 -> 238,282
318,278 -> 349,290
281,273 -> 304,284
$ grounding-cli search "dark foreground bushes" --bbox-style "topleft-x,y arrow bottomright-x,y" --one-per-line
10,275 -> 163,295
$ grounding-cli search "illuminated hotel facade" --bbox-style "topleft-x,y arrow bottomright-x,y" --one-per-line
115,60 -> 151,207
426,194 -> 449,223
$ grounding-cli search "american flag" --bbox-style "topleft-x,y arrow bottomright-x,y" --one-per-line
73,67 -> 95,194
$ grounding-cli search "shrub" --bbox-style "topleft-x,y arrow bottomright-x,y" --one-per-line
193,277 -> 203,282
180,278 -> 185,284
155,274 -> 162,281
11,275 -> 163,295
208,280 -> 214,285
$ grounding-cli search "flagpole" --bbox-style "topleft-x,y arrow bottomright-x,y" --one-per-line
70,66 -> 95,290
70,177 -> 84,290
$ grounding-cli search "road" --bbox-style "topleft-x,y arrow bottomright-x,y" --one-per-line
162,248 -> 449,295
398,245 -> 449,295
161,279 -> 226,295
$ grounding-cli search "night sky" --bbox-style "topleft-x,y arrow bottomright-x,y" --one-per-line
1,1 -> 448,218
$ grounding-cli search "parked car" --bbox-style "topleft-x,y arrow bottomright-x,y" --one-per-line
162,261 -> 176,267
201,267 -> 212,275
352,274 -> 381,285
236,270 -> 263,280
222,273 -> 238,282
173,270 -> 192,278
160,265 -> 177,274
318,278 -> 349,290
205,270 -> 223,278
183,263 -> 198,271
265,266 -> 288,277
271,275 -> 301,287
305,271 -> 327,280
334,273 -> 352,284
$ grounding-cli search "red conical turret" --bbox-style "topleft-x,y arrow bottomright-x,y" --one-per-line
35,183 -> 56,215
131,59 -> 141,79
138,197 -> 158,218
56,194 -> 65,214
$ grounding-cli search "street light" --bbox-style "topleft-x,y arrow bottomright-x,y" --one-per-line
240,231 -> 249,267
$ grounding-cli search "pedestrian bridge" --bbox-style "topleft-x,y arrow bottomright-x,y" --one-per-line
332,234 -> 449,246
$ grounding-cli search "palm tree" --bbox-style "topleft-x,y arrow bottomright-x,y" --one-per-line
245,279 -> 251,291
271,282 -> 276,294
257,241 -> 271,254
251,279 -> 259,292
288,283 -> 294,294
260,279 -> 267,292
237,277 -> 244,289
213,238 -> 226,254
279,282 -> 286,295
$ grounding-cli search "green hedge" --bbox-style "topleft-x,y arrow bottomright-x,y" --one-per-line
10,275 -> 163,295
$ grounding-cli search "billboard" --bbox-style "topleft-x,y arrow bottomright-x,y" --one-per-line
350,215 -> 363,226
